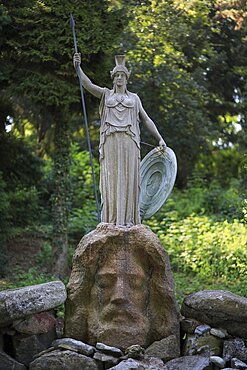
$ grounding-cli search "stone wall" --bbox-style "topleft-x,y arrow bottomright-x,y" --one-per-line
0,281 -> 66,369
0,281 -> 246,369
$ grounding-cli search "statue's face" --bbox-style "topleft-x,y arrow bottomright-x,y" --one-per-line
113,72 -> 127,88
88,248 -> 150,348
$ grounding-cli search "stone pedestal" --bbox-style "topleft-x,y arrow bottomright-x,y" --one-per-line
64,223 -> 179,350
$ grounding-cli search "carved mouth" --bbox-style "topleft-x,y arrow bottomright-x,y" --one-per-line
101,309 -> 137,323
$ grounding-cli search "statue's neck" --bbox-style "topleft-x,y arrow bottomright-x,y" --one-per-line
114,85 -> 127,94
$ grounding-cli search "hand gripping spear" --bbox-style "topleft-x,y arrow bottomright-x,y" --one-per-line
70,14 -> 101,223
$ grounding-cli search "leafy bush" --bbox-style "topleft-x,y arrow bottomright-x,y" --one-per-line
9,267 -> 56,288
174,271 -> 247,305
69,144 -> 100,238
68,204 -> 98,239
36,241 -> 53,271
8,186 -> 40,227
70,144 -> 100,209
146,215 -> 247,283
203,179 -> 243,219
194,148 -> 244,187
155,175 -> 244,221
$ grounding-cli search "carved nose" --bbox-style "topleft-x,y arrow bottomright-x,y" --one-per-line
110,277 -> 127,304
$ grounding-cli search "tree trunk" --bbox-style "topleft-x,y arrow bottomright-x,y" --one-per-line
52,118 -> 71,278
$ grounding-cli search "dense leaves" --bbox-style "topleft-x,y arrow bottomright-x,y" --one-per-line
121,0 -> 247,185
0,0 -> 246,283
0,0 -> 127,276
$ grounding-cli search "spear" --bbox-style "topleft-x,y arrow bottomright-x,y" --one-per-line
70,14 -> 101,223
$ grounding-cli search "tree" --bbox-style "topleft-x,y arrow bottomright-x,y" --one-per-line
120,0 -> 246,186
1,0 -> 127,277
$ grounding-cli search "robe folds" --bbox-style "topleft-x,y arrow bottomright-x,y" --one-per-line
99,88 -> 142,226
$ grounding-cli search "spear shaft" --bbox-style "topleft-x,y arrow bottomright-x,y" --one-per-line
70,14 -> 101,223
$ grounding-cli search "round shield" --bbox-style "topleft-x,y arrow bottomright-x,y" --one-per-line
140,147 -> 177,219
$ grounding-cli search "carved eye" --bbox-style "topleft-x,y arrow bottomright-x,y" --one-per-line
129,275 -> 145,289
97,275 -> 114,290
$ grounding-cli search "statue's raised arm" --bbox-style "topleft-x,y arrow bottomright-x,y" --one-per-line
73,53 -> 104,99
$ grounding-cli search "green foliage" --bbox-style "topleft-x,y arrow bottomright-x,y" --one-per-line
174,271 -> 247,305
0,173 -> 9,276
0,0 -> 246,300
36,241 -> 53,270
146,172 -> 246,300
68,144 -> 99,237
69,206 -> 98,238
204,179 -> 243,219
70,144 -> 100,208
0,133 -> 44,191
146,214 -> 247,291
154,175 -> 244,222
8,186 -> 40,227
195,147 -> 245,187
124,0 -> 211,185
9,267 -> 56,289
1,0 -> 127,116
121,0 -> 247,186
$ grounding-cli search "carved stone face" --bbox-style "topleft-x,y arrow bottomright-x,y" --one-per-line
87,247 -> 150,348
65,224 -> 180,350
113,71 -> 127,88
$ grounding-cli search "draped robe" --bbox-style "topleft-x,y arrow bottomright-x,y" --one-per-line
99,88 -> 142,226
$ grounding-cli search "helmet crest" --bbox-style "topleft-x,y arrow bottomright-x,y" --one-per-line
110,55 -> 131,79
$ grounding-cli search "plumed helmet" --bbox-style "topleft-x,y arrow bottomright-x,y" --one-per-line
110,55 -> 131,79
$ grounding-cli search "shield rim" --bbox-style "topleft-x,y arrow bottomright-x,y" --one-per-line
140,146 -> 177,219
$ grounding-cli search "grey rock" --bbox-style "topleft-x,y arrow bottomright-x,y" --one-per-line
195,325 -> 211,336
181,318 -> 202,334
125,344 -> 145,359
181,290 -> 247,338
142,356 -> 168,369
210,355 -> 226,368
55,317 -> 64,338
145,334 -> 180,362
0,350 -> 27,370
52,338 -> 95,356
29,349 -> 98,370
223,338 -> 247,362
12,329 -> 56,366
0,281 -> 66,327
96,342 -> 123,357
0,327 -> 16,335
13,312 -> 57,335
32,347 -> 56,359
210,328 -> 228,339
183,332 -> 222,357
166,355 -> 212,370
93,351 -> 119,367
109,357 -> 168,369
231,357 -> 247,369
109,358 -> 145,369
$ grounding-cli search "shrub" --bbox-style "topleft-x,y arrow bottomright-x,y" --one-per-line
8,186 -> 40,227
146,215 -> 247,282
154,176 -> 244,222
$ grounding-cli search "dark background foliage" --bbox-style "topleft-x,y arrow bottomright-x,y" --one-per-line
0,0 -> 246,292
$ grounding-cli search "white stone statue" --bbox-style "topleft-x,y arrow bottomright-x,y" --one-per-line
73,53 -> 166,226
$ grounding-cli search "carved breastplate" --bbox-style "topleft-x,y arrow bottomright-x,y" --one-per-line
106,93 -> 135,108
